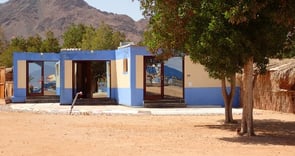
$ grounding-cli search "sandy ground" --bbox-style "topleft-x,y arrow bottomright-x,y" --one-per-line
0,109 -> 294,156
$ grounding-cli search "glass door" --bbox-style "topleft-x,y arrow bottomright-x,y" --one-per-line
44,61 -> 58,95
27,61 -> 44,96
163,57 -> 184,99
144,56 -> 164,99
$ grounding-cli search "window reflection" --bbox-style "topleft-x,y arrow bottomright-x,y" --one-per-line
164,57 -> 183,98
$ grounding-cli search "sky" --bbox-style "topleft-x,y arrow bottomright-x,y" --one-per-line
0,0 -> 144,21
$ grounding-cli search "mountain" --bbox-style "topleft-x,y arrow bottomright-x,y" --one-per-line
0,0 -> 148,43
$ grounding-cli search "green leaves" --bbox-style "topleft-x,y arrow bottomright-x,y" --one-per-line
62,24 -> 86,49
0,30 -> 60,67
141,0 -> 294,79
0,22 -> 126,67
40,31 -> 60,52
64,23 -> 126,50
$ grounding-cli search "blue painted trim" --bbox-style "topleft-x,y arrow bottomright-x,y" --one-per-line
116,47 -> 130,60
60,50 -> 115,61
130,46 -> 152,56
13,53 -> 21,101
112,88 -> 132,106
14,52 -> 60,60
185,87 -> 240,107
60,88 -> 73,105
58,59 -> 73,105
56,87 -> 61,96
128,46 -> 152,106
131,88 -> 144,106
110,88 -> 117,102
12,88 -> 26,103
130,48 -> 136,104
12,96 -> 26,103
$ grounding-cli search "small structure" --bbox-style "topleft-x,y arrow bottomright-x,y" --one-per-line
12,45 -> 240,107
254,59 -> 295,113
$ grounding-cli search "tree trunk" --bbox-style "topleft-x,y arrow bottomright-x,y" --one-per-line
221,74 -> 236,123
240,57 -> 255,136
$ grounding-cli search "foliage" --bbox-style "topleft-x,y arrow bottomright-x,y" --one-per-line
62,24 -> 86,48
81,23 -> 126,50
0,22 -> 125,67
26,34 -> 43,52
141,0 -> 241,123
10,37 -> 27,51
142,1 -> 190,60
140,0 -> 295,134
0,46 -> 17,67
185,1 -> 244,79
40,31 -> 60,52
141,0 -> 292,78
62,23 -> 126,50
0,31 -> 60,67
0,37 -> 26,67
0,27 -> 7,54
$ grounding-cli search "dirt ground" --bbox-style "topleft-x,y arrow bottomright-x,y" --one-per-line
0,109 -> 294,156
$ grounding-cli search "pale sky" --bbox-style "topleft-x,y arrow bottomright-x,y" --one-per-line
0,0 -> 144,21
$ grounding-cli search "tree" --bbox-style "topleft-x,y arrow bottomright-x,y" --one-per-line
185,1 -> 245,123
81,25 -> 96,50
0,27 -> 7,53
0,37 -> 25,67
141,0 -> 239,123
112,31 -> 127,48
26,34 -> 42,52
140,0 -> 295,136
62,24 -> 86,49
0,32 -> 61,66
63,23 -> 126,50
224,0 -> 295,136
0,46 -> 18,67
10,36 -> 27,51
0,27 -> 8,66
41,31 -> 60,52
81,23 -> 126,50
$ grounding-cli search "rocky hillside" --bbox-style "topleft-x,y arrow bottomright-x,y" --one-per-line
0,0 -> 148,43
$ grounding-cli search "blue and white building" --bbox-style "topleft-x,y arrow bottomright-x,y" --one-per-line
12,45 -> 240,107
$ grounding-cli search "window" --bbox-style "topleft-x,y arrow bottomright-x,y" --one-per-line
123,58 -> 128,73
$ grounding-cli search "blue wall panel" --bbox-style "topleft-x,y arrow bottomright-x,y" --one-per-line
60,88 -> 73,105
56,87 -> 61,96
185,87 -> 240,107
116,47 -> 130,59
14,52 -> 60,60
60,50 -> 115,61
12,54 -> 22,102
129,46 -> 150,106
114,88 -> 132,106
131,88 -> 144,106
110,88 -> 117,101
130,46 -> 151,56
12,88 -> 26,103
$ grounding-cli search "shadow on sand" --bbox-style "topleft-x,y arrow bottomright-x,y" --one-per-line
194,119 -> 295,146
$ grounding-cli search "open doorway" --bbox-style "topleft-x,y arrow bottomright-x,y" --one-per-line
73,61 -> 111,99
